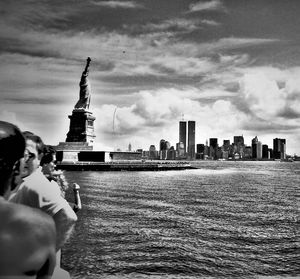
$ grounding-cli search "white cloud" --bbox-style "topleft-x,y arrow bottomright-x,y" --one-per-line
151,56 -> 217,76
238,66 -> 300,118
189,0 -> 225,12
239,72 -> 286,121
90,87 -> 249,151
201,19 -> 220,26
216,37 -> 279,50
138,18 -> 220,34
90,0 -> 142,9
143,18 -> 201,33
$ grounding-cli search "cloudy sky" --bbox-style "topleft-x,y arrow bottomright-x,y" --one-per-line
1,0 -> 300,154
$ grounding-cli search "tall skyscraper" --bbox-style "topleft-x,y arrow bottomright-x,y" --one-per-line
273,138 -> 286,159
159,139 -> 168,160
197,144 -> 205,154
149,145 -> 157,160
252,136 -> 258,159
209,138 -> 218,149
160,139 -> 166,151
233,136 -> 244,146
188,121 -> 196,159
179,121 -> 187,153
251,136 -> 262,159
257,141 -> 262,159
209,138 -> 218,159
262,144 -> 269,159
196,144 -> 205,159
223,140 -> 230,147
233,135 -> 245,159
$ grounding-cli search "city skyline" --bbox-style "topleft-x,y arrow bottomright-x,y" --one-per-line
136,123 -> 288,160
132,127 -> 288,157
139,120 -> 287,160
1,1 -> 300,155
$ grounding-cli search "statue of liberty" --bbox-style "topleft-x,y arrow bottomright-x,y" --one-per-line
75,57 -> 91,110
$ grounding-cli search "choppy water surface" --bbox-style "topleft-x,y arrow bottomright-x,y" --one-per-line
62,161 -> 300,279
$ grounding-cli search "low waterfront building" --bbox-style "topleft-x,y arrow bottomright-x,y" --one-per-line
176,142 -> 185,158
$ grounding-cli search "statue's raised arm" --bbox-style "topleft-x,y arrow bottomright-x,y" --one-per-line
84,57 -> 91,75
74,57 -> 92,110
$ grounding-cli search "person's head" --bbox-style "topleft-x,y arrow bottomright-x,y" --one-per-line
0,121 -> 25,198
22,131 -> 45,178
40,145 -> 56,176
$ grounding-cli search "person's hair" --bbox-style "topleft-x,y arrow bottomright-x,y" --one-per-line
22,131 -> 45,155
40,145 -> 56,166
0,121 -> 25,196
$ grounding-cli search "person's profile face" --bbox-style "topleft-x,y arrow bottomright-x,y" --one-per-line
42,160 -> 56,176
22,139 -> 41,178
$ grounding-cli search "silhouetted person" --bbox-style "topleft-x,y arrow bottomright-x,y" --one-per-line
0,121 -> 56,278
9,131 -> 77,279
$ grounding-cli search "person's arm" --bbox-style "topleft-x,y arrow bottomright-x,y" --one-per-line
52,202 -> 77,250
73,183 -> 82,212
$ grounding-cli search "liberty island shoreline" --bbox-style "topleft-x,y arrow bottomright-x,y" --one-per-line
56,157 -> 296,172
57,160 -> 195,171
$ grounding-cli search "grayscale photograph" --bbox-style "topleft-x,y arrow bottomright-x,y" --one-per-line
0,0 -> 299,278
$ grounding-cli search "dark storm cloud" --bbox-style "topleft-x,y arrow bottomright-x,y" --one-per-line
0,0 -> 137,35
123,18 -> 216,35
102,75 -> 201,88
278,107 -> 300,119
0,0 -> 72,30
242,118 -> 298,133
0,40 -> 63,60
150,64 -> 177,75
3,97 -> 63,105
231,96 -> 255,116
91,60 -> 116,72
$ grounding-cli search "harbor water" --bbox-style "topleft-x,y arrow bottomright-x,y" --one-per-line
62,161 -> 300,278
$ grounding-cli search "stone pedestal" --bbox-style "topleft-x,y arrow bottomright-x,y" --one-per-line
66,109 -> 96,144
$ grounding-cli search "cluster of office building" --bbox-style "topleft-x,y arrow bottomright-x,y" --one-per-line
139,121 -> 287,161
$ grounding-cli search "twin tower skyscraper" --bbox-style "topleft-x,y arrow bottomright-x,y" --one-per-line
179,120 -> 195,159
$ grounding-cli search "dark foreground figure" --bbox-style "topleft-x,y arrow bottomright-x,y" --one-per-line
0,121 -> 57,278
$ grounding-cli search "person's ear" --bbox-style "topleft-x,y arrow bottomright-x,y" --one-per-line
9,158 -> 24,193
38,153 -> 44,161
12,159 -> 22,176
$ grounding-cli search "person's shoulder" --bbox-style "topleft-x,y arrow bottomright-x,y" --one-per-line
0,199 -> 57,277
0,199 -> 55,230
0,200 -> 56,248
24,168 -> 53,189
0,199 -> 56,246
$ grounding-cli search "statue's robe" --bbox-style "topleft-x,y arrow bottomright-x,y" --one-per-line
74,71 -> 91,110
